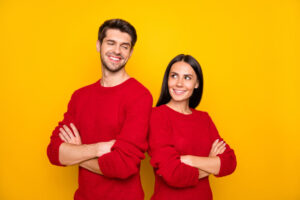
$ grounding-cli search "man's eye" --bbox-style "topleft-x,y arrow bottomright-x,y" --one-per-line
122,45 -> 129,50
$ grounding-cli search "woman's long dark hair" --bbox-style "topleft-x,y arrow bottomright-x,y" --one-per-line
156,54 -> 203,108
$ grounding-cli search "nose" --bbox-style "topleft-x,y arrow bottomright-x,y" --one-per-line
176,77 -> 183,87
113,45 -> 121,55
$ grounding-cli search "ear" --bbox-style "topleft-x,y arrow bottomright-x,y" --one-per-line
96,40 -> 101,52
195,80 -> 199,89
129,48 -> 134,58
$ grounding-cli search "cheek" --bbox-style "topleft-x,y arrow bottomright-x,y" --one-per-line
186,81 -> 197,90
100,46 -> 108,54
121,49 -> 131,57
168,78 -> 174,88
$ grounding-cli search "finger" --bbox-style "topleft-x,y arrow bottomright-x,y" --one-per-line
59,133 -> 67,142
210,140 -> 219,154
215,140 -> 224,151
219,142 -> 226,150
217,146 -> 226,155
213,142 -> 224,156
63,125 -> 75,139
212,139 -> 219,148
219,147 -> 226,154
211,141 -> 222,154
60,128 -> 71,142
70,123 -> 80,139
216,143 -> 226,154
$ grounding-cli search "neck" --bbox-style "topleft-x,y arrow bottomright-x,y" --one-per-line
100,67 -> 130,87
167,100 -> 192,114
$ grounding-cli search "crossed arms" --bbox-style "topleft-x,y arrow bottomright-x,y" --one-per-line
58,123 -> 115,175
180,139 -> 226,178
47,90 -> 153,179
149,111 -> 237,188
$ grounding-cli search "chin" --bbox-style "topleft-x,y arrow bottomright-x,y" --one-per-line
170,96 -> 189,103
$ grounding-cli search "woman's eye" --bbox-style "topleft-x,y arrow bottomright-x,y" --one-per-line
171,74 -> 177,78
185,76 -> 191,80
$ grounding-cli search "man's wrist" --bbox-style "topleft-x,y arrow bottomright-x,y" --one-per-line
95,142 -> 106,157
189,155 -> 197,167
82,143 -> 101,158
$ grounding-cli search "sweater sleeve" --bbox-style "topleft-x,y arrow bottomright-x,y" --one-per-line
98,92 -> 153,179
148,108 -> 199,188
46,91 -> 77,166
206,113 -> 237,177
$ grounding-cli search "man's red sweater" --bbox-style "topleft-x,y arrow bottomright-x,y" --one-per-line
47,78 -> 153,200
148,105 -> 237,200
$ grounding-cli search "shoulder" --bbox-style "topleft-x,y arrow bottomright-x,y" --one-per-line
192,109 -> 213,121
192,109 -> 208,116
152,105 -> 166,113
71,80 -> 99,98
126,78 -> 153,100
149,106 -> 169,128
151,105 -> 168,119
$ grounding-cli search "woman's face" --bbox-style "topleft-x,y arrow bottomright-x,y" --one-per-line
168,61 -> 199,104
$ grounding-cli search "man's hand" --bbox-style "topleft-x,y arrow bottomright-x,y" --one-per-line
59,123 -> 82,145
209,139 -> 226,157
58,122 -> 115,159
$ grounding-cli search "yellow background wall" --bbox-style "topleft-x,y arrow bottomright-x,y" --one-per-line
1,0 -> 299,199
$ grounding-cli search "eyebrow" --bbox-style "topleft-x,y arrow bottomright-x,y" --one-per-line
121,42 -> 131,47
170,71 -> 193,76
105,39 -> 131,47
106,39 -> 114,42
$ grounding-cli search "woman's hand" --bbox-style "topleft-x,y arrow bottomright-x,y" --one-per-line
180,138 -> 226,166
59,123 -> 82,145
209,139 -> 226,157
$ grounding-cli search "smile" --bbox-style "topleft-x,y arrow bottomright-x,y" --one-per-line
108,56 -> 121,62
173,89 -> 186,95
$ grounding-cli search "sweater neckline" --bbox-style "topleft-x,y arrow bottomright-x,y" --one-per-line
96,77 -> 134,92
162,104 -> 197,119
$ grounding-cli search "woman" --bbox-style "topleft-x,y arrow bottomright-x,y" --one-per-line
148,54 -> 237,200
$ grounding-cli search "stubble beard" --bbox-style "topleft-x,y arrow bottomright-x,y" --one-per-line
100,54 -> 127,73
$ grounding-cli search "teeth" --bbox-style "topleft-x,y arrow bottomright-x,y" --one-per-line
109,56 -> 120,61
173,89 -> 186,95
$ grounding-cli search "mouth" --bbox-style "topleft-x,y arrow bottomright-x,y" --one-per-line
172,89 -> 187,95
108,55 -> 122,63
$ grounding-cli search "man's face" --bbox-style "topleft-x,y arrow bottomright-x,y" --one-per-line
97,29 -> 133,73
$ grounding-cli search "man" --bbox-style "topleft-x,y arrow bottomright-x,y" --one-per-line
47,19 -> 152,200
